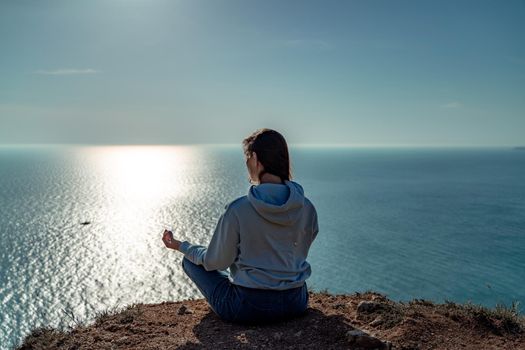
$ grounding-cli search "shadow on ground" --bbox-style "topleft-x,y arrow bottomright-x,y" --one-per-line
178,307 -> 387,349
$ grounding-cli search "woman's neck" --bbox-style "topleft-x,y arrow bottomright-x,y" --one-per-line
259,173 -> 284,184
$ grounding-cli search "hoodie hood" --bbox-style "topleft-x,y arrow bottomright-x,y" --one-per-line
248,180 -> 305,226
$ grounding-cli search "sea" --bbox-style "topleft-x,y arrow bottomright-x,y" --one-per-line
0,145 -> 524,349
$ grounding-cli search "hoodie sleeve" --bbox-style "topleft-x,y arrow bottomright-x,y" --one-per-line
179,206 -> 240,271
311,204 -> 319,241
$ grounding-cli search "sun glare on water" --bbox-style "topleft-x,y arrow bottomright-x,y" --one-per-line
77,146 -> 198,290
92,146 -> 190,201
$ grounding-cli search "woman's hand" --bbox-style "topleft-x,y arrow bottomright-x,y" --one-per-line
162,229 -> 182,251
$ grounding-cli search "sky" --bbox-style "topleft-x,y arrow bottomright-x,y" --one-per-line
0,0 -> 524,146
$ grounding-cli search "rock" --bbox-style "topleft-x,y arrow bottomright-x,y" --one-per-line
177,305 -> 193,315
357,301 -> 382,314
346,329 -> 391,349
236,333 -> 249,344
346,329 -> 366,339
177,305 -> 186,315
370,316 -> 384,327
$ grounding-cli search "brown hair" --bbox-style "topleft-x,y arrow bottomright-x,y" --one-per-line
242,128 -> 292,182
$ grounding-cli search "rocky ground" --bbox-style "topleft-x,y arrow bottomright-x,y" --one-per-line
18,291 -> 525,349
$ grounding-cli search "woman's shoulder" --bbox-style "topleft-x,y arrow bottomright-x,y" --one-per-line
223,195 -> 249,211
303,196 -> 317,210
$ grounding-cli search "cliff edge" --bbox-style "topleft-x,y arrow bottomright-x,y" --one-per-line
18,291 -> 524,349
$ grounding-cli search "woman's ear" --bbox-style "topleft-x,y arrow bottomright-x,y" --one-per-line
253,152 -> 265,171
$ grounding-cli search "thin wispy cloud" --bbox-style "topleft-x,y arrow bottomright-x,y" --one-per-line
441,101 -> 463,109
34,68 -> 99,75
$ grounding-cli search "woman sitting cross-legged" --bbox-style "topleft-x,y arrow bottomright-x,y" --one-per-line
162,128 -> 319,325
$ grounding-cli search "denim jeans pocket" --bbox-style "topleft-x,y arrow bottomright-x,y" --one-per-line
232,289 -> 282,324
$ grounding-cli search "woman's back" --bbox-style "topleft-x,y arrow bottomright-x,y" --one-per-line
179,179 -> 318,290
228,180 -> 318,290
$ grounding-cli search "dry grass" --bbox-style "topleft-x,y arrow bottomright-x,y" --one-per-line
440,300 -> 523,335
93,303 -> 144,327
17,327 -> 67,350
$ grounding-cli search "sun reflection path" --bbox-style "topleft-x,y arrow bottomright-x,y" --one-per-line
86,145 -> 197,236
91,146 -> 192,202
79,146 -> 201,306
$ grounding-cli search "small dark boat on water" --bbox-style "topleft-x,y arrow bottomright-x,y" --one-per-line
80,221 -> 91,226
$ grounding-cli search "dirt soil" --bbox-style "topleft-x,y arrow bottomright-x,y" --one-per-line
18,291 -> 525,350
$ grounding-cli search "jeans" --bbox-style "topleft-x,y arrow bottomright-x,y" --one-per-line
181,257 -> 309,324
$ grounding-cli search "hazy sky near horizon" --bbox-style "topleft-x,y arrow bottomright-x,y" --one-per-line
1,0 -> 524,146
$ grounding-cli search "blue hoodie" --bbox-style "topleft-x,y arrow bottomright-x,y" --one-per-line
179,180 -> 319,290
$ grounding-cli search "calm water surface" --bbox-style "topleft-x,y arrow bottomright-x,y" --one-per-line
1,145 -> 524,349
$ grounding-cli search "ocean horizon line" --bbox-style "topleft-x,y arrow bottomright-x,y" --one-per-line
0,143 -> 521,149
